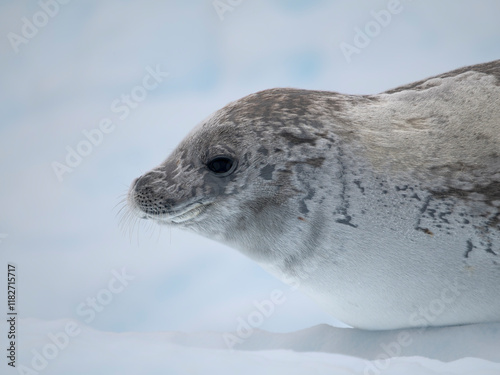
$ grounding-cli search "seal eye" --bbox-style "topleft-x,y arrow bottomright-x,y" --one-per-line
207,156 -> 236,176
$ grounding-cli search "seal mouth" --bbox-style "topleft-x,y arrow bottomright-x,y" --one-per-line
142,202 -> 211,224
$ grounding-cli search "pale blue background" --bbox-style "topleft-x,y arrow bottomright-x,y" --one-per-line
1,0 -> 499,335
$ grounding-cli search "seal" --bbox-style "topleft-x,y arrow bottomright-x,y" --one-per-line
127,60 -> 500,330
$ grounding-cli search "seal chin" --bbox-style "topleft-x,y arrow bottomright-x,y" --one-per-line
144,202 -> 211,224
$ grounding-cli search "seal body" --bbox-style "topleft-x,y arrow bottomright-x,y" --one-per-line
128,60 -> 500,330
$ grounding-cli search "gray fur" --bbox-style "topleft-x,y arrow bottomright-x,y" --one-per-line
128,60 -> 500,330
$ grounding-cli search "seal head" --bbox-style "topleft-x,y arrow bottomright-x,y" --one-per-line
128,89 -> 343,263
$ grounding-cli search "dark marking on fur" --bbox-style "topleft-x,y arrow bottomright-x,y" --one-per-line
486,247 -> 498,256
304,157 -> 325,167
418,227 -> 434,236
260,164 -> 275,181
336,216 -> 357,228
334,147 -> 358,229
287,157 -> 326,168
430,182 -> 500,208
354,180 -> 365,194
415,196 -> 433,233
280,130 -> 317,146
465,240 -> 474,258
488,213 -> 500,229
257,146 -> 269,156
419,196 -> 432,214
438,212 -> 451,224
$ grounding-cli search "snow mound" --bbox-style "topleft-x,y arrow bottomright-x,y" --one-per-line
7,319 -> 500,375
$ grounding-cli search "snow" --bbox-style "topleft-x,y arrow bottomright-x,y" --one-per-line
7,319 -> 500,375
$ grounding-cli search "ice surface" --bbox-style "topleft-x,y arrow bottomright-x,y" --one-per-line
8,319 -> 500,375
